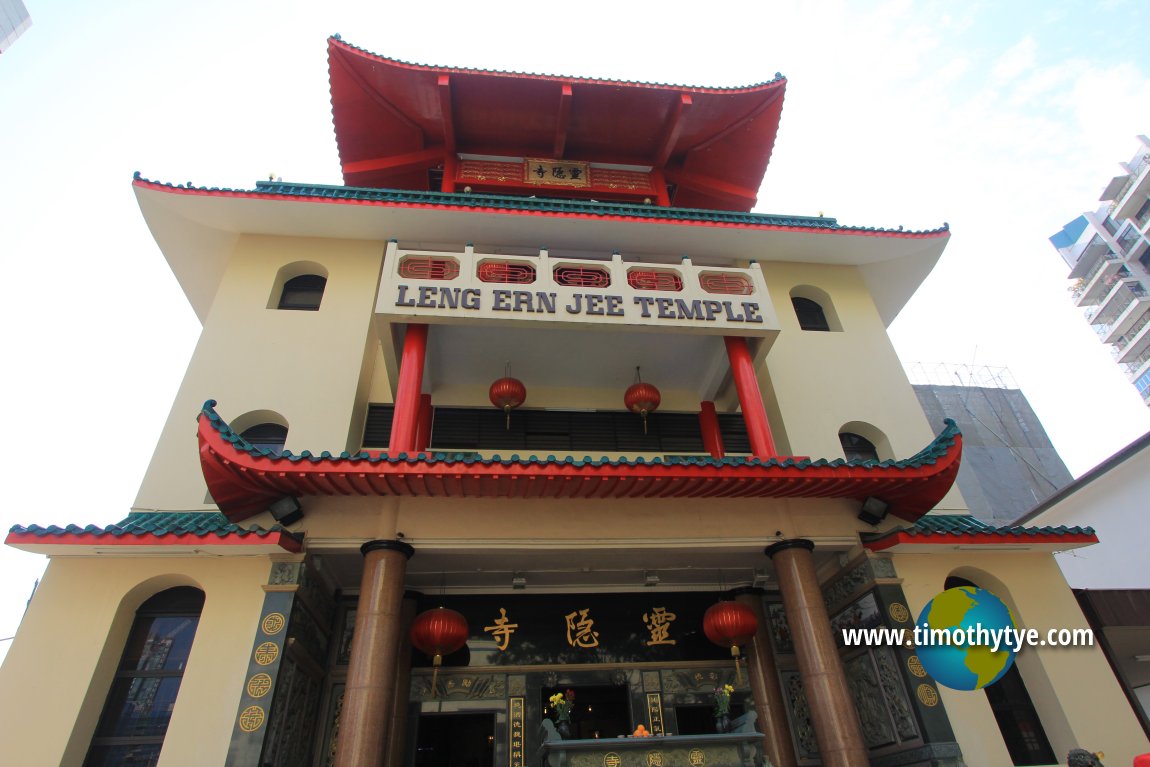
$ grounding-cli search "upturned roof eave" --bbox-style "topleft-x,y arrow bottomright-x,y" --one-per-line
197,400 -> 963,524
132,177 -> 950,325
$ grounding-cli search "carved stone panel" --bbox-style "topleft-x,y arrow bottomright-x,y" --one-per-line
873,647 -> 920,741
845,654 -> 896,748
781,671 -> 818,760
411,673 -> 508,701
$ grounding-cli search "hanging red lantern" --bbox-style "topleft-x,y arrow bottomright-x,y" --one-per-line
410,607 -> 469,695
624,366 -> 661,434
703,600 -> 758,682
489,362 -> 527,429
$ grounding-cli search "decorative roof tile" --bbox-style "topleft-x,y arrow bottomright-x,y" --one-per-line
131,175 -> 949,238
198,400 -> 963,523
7,511 -> 302,552
861,514 -> 1097,551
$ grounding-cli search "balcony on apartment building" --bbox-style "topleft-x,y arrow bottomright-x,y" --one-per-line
1102,135 -> 1150,222
1086,278 -> 1150,330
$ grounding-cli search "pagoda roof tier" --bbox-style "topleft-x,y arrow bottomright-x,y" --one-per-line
197,400 -> 963,524
6,512 -> 302,555
133,176 -> 949,326
860,514 -> 1098,553
327,37 -> 787,211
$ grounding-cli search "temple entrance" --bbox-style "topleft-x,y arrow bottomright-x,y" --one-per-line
414,712 -> 495,767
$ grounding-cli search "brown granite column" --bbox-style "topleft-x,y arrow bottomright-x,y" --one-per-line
731,587 -> 798,767
765,540 -> 867,767
333,540 -> 415,767
384,592 -> 420,767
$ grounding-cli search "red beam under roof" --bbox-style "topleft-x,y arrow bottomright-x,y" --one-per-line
327,37 -> 787,212
197,401 -> 962,523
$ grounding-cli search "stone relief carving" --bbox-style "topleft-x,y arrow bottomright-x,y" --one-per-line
412,674 -> 507,701
822,560 -> 875,609
782,672 -> 818,759
873,647 -> 919,741
269,561 -> 304,586
660,668 -> 725,695
845,655 -> 896,748
767,602 -> 793,654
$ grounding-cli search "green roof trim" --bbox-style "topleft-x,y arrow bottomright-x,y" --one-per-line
202,399 -> 960,471
861,513 -> 1096,545
10,511 -> 290,539
132,174 -> 949,237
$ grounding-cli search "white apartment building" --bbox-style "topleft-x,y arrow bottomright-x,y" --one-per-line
1051,135 -> 1150,406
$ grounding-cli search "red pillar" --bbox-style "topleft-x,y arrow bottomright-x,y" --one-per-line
414,394 -> 433,453
723,336 -> 777,458
442,154 -> 457,193
698,401 -> 725,459
389,324 -> 428,454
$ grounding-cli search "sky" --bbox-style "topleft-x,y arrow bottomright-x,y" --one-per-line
0,0 -> 1148,662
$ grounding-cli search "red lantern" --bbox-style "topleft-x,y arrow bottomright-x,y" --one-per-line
489,377 -> 527,429
410,607 -> 469,694
703,600 -> 758,682
624,367 -> 661,434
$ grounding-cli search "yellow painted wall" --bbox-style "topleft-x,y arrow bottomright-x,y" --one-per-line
0,554 -> 276,766
134,235 -> 386,512
759,262 -> 939,461
892,551 -> 1150,765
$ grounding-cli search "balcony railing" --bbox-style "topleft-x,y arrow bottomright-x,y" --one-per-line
1114,310 -> 1150,352
1121,346 -> 1150,377
1092,280 -> 1148,325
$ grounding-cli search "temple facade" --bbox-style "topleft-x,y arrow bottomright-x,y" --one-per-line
1,37 -> 1146,767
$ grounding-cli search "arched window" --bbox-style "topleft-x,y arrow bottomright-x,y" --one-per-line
945,576 -> 1056,766
791,296 -> 830,331
789,285 -> 842,331
84,587 -> 205,767
240,422 -> 288,456
277,274 -> 327,311
839,431 -> 879,462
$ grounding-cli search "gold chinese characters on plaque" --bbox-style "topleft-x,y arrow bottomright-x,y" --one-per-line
509,697 -> 525,767
524,159 -> 590,188
483,607 -> 519,651
643,607 -> 677,646
565,608 -> 600,648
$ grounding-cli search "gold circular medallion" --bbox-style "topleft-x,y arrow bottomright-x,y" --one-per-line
888,602 -> 910,623
689,748 -> 706,766
917,684 -> 939,707
238,705 -> 266,732
254,641 -> 280,666
603,753 -> 621,767
646,751 -> 664,767
907,655 -> 926,678
261,612 -> 287,635
247,672 -> 274,698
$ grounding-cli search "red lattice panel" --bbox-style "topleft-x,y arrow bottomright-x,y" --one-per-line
699,273 -> 754,295
627,270 -> 683,292
554,265 -> 611,288
478,261 -> 537,284
398,257 -> 460,281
